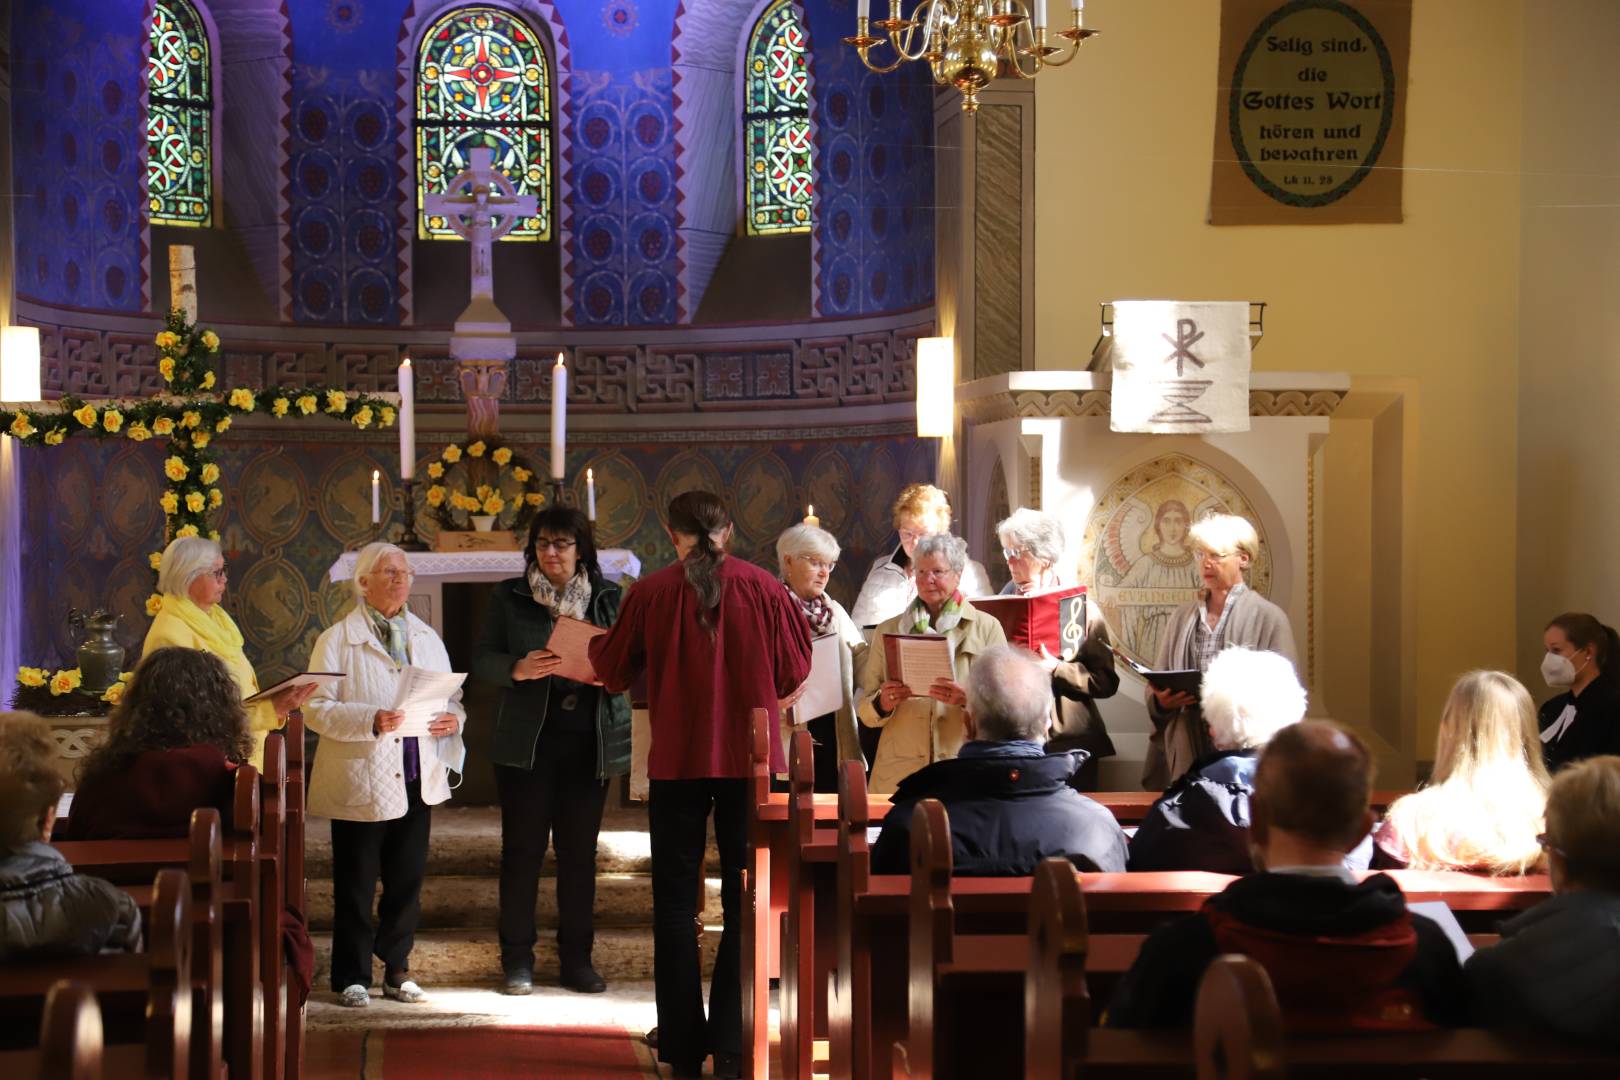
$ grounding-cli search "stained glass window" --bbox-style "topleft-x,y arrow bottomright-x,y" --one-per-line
416,7 -> 550,241
744,0 -> 813,235
147,0 -> 213,227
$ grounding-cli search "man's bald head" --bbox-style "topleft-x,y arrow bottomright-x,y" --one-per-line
1254,720 -> 1376,853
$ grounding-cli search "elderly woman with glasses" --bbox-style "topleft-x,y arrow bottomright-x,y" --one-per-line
850,483 -> 992,630
143,535 -> 315,769
305,542 -> 466,1009
857,533 -> 1007,793
774,523 -> 867,792
1142,514 -> 1297,791
472,507 -> 631,997
995,507 -> 1120,791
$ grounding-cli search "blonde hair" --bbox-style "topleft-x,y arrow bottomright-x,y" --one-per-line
1187,514 -> 1260,563
1382,670 -> 1550,875
0,712 -> 65,852
1200,647 -> 1306,751
1544,755 -> 1620,891
891,483 -> 952,534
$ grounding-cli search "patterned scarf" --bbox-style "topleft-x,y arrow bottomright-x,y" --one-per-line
907,590 -> 965,634
365,603 -> 412,666
784,580 -> 834,635
528,563 -> 592,621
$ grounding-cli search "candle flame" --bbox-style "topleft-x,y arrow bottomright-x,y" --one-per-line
372,469 -> 380,480
807,504 -> 814,516
400,356 -> 412,368
556,351 -> 566,367
586,467 -> 594,481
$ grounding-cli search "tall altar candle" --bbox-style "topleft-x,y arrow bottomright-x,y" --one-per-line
398,357 -> 416,480
857,0 -> 868,20
551,353 -> 567,480
586,468 -> 597,521
371,469 -> 381,524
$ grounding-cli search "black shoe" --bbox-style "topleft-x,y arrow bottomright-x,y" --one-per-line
644,1026 -> 658,1048
560,962 -> 607,994
713,1052 -> 743,1079
501,969 -> 533,996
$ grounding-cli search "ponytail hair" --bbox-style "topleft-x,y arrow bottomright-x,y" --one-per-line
1546,612 -> 1620,689
668,490 -> 731,633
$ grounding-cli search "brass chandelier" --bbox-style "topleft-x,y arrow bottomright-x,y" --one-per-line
844,0 -> 1099,113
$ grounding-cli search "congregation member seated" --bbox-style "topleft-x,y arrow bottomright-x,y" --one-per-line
850,483 -> 992,629
0,712 -> 140,961
1465,755 -> 1620,1043
1107,721 -> 1465,1031
1536,612 -> 1620,772
870,645 -> 1128,875
61,646 -> 247,840
1128,647 -> 1307,875
1373,670 -> 1548,874
857,533 -> 1008,793
995,507 -> 1119,792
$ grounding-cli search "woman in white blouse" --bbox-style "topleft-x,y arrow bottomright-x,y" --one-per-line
849,483 -> 991,629
305,542 -> 466,1008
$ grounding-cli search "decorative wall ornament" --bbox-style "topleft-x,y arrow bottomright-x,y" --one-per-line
959,387 -> 1346,424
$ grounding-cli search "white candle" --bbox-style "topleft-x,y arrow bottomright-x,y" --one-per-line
398,357 -> 416,480
371,469 -> 381,524
551,352 -> 567,480
1071,0 -> 1082,11
1035,0 -> 1048,27
804,504 -> 820,528
586,467 -> 597,521
858,0 -> 868,21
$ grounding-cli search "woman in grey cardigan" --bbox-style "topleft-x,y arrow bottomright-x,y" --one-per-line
1142,514 -> 1297,790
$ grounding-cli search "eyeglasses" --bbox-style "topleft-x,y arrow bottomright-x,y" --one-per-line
1197,550 -> 1238,565
915,568 -> 957,581
1002,547 -> 1035,562
1536,833 -> 1567,858
208,567 -> 228,583
797,556 -> 836,573
897,528 -> 926,544
535,538 -> 578,553
371,568 -> 415,582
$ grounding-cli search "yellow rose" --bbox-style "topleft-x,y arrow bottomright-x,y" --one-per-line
152,416 -> 176,436
482,494 -> 505,515
43,429 -> 64,446
154,331 -> 174,348
100,682 -> 125,704
208,489 -> 223,509
126,422 -> 151,442
476,485 -> 493,500
201,371 -> 216,390
158,357 -> 176,380
296,395 -> 317,415
145,593 -> 164,616
468,441 -> 487,458
102,410 -> 123,433
380,407 -> 396,427
229,389 -> 256,411
164,456 -> 189,481
73,405 -> 97,428
49,670 -> 81,696
525,492 -> 544,507
272,398 -> 290,417
175,524 -> 199,539
200,462 -> 220,484
425,485 -> 447,507
209,530 -> 220,541
491,447 -> 513,466
180,410 -> 201,429
325,389 -> 348,414
149,552 -> 163,570
191,432 -> 211,449
442,445 -> 463,464
352,406 -> 374,429
201,330 -> 220,351
427,462 -> 445,479
214,416 -> 230,433
17,667 -> 47,688
160,491 -> 179,514
8,415 -> 35,439
185,491 -> 205,513
511,467 -> 531,483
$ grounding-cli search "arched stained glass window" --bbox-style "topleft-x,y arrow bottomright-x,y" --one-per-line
416,7 -> 550,241
147,0 -> 213,227
744,0 -> 812,235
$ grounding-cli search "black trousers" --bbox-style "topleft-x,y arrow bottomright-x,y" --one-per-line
494,728 -> 609,973
649,778 -> 747,1069
805,713 -> 841,794
328,777 -> 431,991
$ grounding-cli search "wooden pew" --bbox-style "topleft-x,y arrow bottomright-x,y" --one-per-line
258,733 -> 288,1080
282,712 -> 308,1080
6,982 -> 105,1080
0,868 -> 192,1079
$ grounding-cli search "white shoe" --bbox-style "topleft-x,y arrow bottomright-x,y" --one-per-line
384,979 -> 426,1003
338,984 -> 369,1008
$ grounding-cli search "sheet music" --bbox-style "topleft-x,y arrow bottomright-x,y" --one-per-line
388,666 -> 467,737
795,633 -> 844,720
1407,900 -> 1475,963
243,671 -> 346,705
890,634 -> 955,697
546,616 -> 607,685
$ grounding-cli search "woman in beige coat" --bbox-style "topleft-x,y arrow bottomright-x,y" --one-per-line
857,534 -> 1008,793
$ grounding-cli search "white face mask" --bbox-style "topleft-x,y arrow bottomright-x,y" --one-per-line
1541,651 -> 1588,689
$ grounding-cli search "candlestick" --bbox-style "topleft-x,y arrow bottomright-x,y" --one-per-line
398,356 -> 416,479
804,504 -> 821,528
551,352 -> 567,481
371,469 -> 381,524
586,467 -> 597,521
397,478 -> 427,551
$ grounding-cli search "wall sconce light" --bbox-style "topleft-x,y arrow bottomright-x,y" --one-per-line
915,336 -> 954,438
0,327 -> 41,402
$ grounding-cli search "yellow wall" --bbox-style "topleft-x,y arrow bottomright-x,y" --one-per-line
1034,0 -> 1524,751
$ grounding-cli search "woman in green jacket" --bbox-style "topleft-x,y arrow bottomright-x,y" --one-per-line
473,507 -> 631,996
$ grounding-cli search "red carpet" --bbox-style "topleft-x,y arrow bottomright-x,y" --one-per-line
377,1026 -> 652,1078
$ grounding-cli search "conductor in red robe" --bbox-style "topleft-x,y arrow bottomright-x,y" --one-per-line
590,490 -> 812,1079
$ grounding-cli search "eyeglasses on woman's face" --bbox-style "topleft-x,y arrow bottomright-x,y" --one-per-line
371,567 -> 415,582
796,555 -> 835,574
535,538 -> 578,553
207,565 -> 228,583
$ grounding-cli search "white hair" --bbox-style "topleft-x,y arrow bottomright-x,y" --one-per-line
912,533 -> 968,576
157,536 -> 222,597
1188,513 -> 1260,563
352,542 -> 410,600
776,523 -> 841,576
996,507 -> 1067,567
966,645 -> 1053,743
1200,647 -> 1306,751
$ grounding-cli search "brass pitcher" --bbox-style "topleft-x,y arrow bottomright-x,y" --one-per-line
68,608 -> 125,695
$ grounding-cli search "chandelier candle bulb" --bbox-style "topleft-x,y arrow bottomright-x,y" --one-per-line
551,352 -> 567,480
398,356 -> 415,480
586,468 -> 597,521
1035,0 -> 1047,28
805,505 -> 820,528
372,470 -> 381,524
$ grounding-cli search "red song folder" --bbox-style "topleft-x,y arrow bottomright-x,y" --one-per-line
971,586 -> 1088,657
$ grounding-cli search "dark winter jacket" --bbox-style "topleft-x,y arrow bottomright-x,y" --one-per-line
1105,871 -> 1465,1031
1465,890 -> 1620,1043
870,740 -> 1129,876
0,842 -> 142,962
1128,749 -> 1259,874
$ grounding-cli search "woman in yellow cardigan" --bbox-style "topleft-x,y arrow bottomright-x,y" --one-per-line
145,536 -> 314,767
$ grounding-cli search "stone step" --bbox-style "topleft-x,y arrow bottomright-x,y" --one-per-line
313,926 -> 717,987
307,872 -> 723,933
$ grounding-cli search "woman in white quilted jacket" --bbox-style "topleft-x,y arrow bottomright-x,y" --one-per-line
305,542 -> 467,1008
